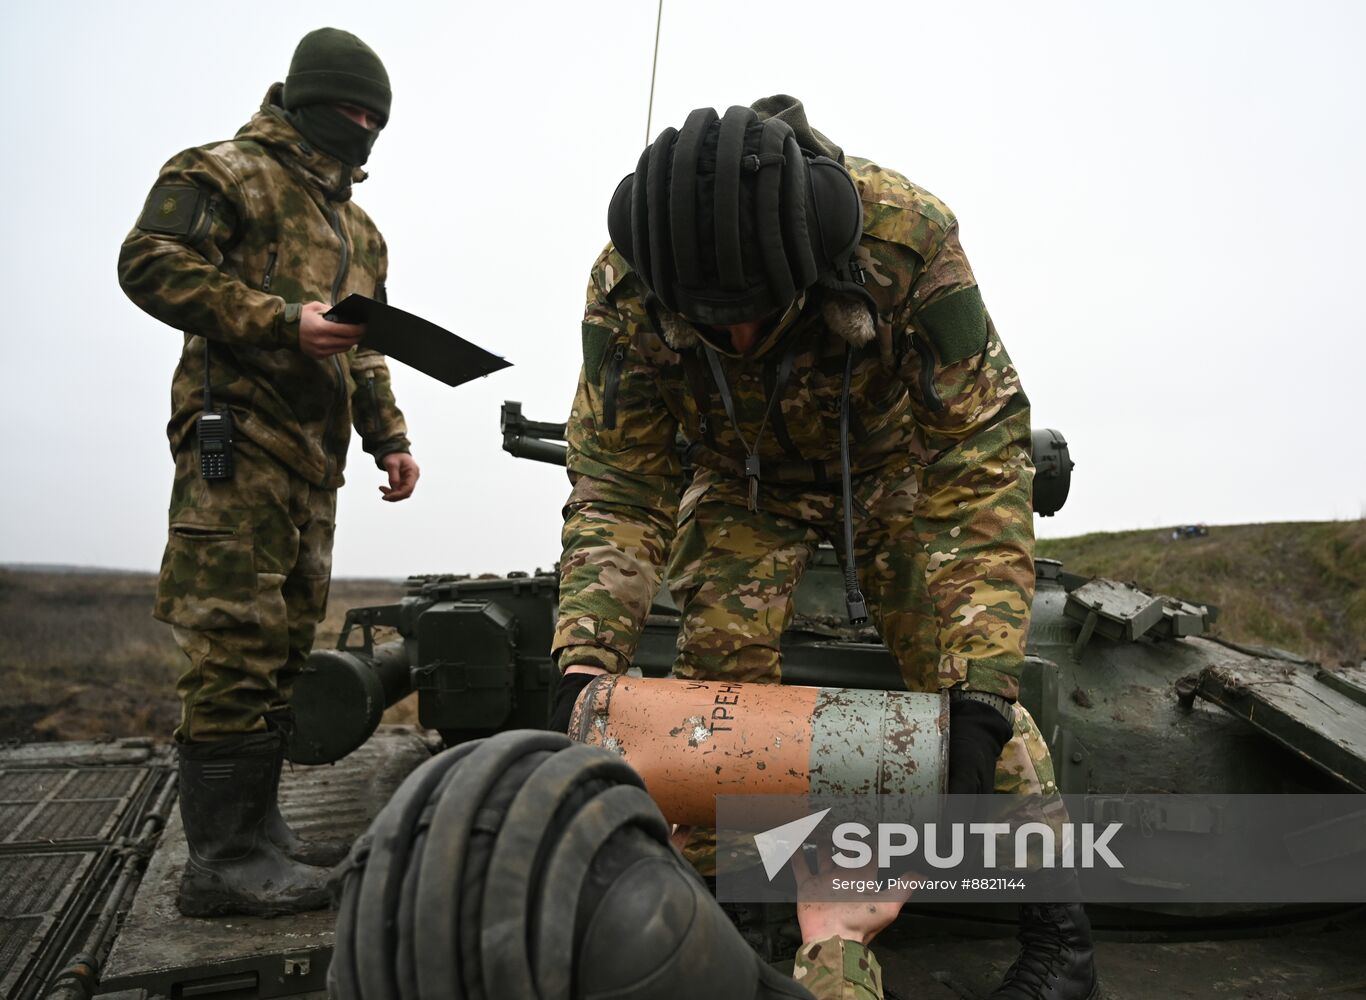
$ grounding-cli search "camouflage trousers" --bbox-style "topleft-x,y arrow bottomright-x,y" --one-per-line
668,465 -> 1057,844
668,464 -> 943,688
155,440 -> 336,742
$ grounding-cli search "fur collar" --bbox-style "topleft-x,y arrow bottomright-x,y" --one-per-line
656,294 -> 875,352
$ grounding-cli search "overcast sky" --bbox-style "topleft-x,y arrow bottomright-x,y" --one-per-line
2,1 -> 1363,578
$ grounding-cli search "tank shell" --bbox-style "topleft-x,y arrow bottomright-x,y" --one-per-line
569,675 -> 948,825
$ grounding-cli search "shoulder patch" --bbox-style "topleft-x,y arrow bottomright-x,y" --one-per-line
582,323 -> 613,383
597,246 -> 633,297
136,184 -> 206,236
846,156 -> 955,261
917,286 -> 988,364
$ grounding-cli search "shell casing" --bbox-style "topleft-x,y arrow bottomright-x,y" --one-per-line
569,675 -> 949,826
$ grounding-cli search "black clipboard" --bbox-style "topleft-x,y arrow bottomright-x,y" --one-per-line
327,294 -> 511,388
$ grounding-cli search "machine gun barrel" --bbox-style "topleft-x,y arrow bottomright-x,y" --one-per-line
501,400 -> 1074,515
500,400 -> 568,466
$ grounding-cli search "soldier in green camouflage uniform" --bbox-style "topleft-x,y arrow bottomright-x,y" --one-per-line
551,98 -> 1097,1000
552,100 -> 1031,744
117,28 -> 417,917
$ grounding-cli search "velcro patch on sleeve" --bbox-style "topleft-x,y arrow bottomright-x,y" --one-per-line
582,323 -> 613,383
917,285 -> 988,364
136,184 -> 205,236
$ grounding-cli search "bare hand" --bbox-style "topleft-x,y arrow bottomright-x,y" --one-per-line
299,301 -> 365,359
792,847 -> 911,947
380,452 -> 420,502
564,664 -> 609,678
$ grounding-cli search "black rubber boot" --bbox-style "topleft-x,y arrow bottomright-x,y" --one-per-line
176,731 -> 332,917
989,898 -> 1100,999
261,711 -> 351,866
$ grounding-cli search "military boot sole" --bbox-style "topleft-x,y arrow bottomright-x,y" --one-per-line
176,870 -> 332,918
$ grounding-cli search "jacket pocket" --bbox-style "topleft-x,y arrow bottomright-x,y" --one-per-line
350,354 -> 387,435
154,509 -> 258,629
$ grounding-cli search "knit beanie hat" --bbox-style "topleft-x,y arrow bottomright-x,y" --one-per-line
283,28 -> 391,123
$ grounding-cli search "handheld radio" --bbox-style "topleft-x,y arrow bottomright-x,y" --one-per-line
196,341 -> 235,481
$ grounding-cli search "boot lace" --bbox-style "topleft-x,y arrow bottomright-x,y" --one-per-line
994,903 -> 1069,998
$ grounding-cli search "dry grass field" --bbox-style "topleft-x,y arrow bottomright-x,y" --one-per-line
2,519 -> 1361,742
1037,520 -> 1364,668
0,571 -> 408,742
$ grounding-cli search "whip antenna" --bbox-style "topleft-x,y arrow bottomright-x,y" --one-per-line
645,0 -> 663,143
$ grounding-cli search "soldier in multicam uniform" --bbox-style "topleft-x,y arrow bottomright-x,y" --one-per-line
117,28 -> 417,917
547,97 -> 1098,999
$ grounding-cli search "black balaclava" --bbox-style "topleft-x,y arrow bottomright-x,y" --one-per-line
282,27 -> 390,167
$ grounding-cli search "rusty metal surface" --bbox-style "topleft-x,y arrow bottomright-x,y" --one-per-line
571,676 -> 946,825
572,676 -> 819,824
808,688 -> 947,798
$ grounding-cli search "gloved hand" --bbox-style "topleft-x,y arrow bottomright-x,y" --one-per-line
548,670 -> 600,733
946,696 -> 1014,794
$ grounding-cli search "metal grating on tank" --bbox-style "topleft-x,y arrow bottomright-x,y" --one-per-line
61,766 -> 144,799
22,797 -> 123,841
0,745 -> 172,1000
1,765 -> 147,845
0,852 -> 96,1000
0,768 -> 62,800
0,853 -> 90,921
0,917 -> 41,975
0,801 -> 28,831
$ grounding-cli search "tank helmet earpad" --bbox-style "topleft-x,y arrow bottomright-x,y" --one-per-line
609,105 -> 869,327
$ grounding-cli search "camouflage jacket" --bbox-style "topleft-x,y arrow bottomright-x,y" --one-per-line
118,84 -> 410,489
556,159 -> 1035,698
793,937 -> 885,1000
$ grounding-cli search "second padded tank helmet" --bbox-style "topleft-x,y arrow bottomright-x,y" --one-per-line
607,104 -> 872,327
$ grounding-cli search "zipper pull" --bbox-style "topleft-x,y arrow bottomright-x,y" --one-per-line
602,343 -> 626,430
261,248 -> 278,292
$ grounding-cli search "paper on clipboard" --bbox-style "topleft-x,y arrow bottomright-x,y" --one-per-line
326,294 -> 511,387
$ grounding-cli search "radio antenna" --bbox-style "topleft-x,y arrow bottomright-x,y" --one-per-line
645,0 -> 663,143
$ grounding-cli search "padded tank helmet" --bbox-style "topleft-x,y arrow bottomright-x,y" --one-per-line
329,731 -> 817,1000
607,105 -> 871,327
